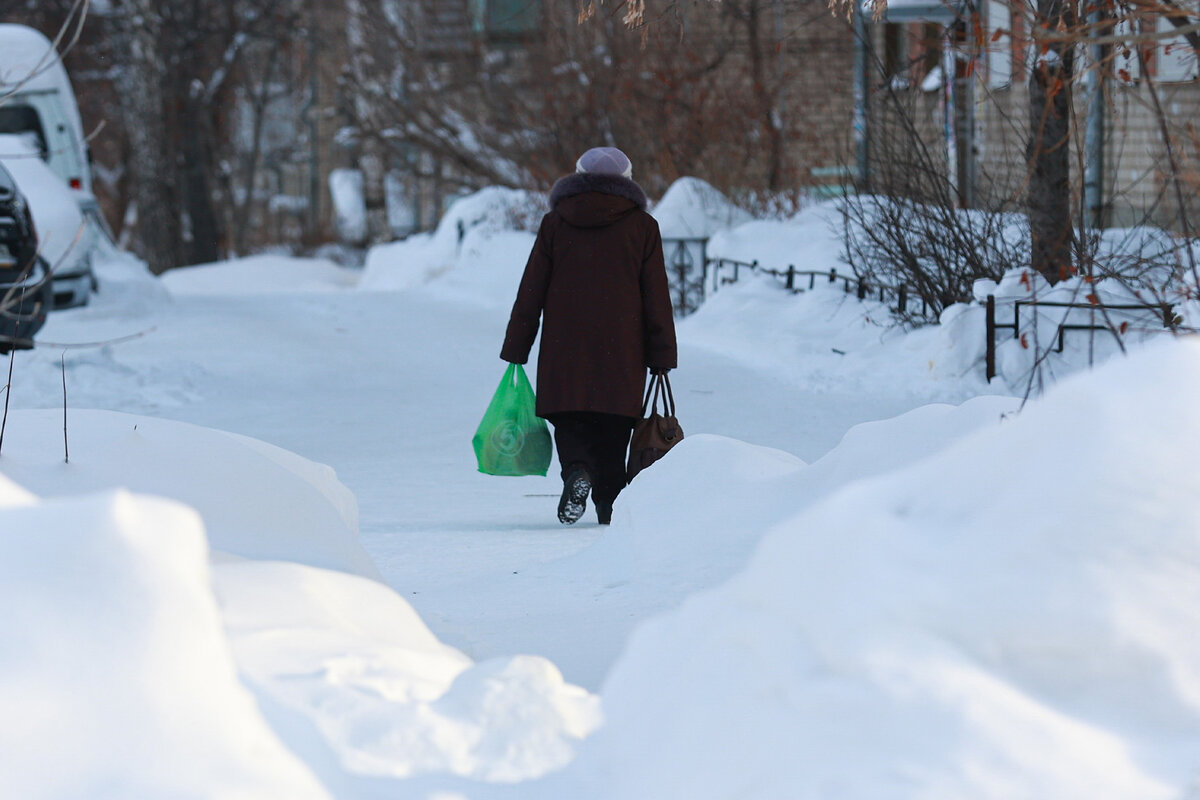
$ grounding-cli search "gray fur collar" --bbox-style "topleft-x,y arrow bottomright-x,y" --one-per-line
549,172 -> 648,211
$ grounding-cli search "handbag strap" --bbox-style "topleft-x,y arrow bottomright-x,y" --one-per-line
661,372 -> 676,417
640,373 -> 659,417
641,372 -> 676,417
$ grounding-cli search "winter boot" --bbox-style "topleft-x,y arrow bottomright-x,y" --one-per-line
558,466 -> 591,525
595,500 -> 613,525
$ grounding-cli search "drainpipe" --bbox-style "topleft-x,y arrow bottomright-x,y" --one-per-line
1084,1 -> 1107,230
943,25 -> 958,206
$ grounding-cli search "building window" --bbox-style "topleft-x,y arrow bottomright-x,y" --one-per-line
985,0 -> 1013,87
469,0 -> 541,41
883,22 -> 912,87
882,22 -> 944,89
1156,1 -> 1199,82
1113,14 -> 1143,83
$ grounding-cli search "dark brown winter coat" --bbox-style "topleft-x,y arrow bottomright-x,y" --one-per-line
501,172 -> 677,419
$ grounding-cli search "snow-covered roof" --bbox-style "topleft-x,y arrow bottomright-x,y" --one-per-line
0,23 -> 76,97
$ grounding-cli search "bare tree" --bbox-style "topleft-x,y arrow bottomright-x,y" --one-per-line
110,0 -> 180,274
335,0 -> 847,230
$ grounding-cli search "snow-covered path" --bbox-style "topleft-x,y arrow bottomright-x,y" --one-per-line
16,261 -> 960,690
9,193 -> 1200,799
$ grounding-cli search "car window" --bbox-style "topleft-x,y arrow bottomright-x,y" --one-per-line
0,106 -> 49,159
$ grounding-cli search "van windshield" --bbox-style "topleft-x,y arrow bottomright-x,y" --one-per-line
0,106 -> 48,159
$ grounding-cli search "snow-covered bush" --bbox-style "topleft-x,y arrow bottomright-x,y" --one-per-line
840,193 -> 1027,323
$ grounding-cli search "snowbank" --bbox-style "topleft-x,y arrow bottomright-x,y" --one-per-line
929,265 -> 1182,392
359,186 -> 541,292
560,337 -> 1200,799
216,561 -> 600,785
0,409 -> 379,578
0,487 -> 331,799
677,268 -> 986,404
698,201 -> 1189,394
423,228 -> 536,310
0,411 -> 602,796
88,246 -> 169,313
706,201 -> 843,271
651,177 -> 752,239
161,253 -> 360,295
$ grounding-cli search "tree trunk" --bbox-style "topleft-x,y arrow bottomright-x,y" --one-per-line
111,0 -> 181,274
1027,0 -> 1076,285
346,0 -> 390,244
745,0 -> 786,190
360,135 -> 390,245
181,97 -> 223,266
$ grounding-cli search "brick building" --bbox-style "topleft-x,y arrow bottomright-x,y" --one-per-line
867,0 -> 1200,230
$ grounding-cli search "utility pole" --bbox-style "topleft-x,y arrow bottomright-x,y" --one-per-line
1084,0 -> 1108,230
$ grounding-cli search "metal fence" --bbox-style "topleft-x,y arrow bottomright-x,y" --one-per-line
662,237 -> 1183,384
663,235 -> 930,319
662,237 -> 708,315
983,295 -> 1179,382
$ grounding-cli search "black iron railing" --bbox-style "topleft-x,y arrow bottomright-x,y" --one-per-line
704,255 -> 930,318
984,294 -> 1179,381
663,237 -> 708,316
663,236 -> 1184,383
663,235 -> 930,318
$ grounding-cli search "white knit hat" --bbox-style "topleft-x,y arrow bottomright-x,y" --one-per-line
575,146 -> 633,179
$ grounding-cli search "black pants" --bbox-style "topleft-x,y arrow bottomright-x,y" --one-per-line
546,412 -> 636,505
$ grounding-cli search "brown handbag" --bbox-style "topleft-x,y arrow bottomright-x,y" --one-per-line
627,371 -> 684,483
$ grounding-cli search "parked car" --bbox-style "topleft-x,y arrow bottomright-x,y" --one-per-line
0,133 -> 95,308
0,161 -> 51,352
0,22 -> 111,303
0,25 -> 96,201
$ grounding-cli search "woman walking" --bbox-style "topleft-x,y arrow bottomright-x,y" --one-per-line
501,147 -> 677,525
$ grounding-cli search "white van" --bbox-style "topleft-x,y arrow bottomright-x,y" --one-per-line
0,23 -> 101,307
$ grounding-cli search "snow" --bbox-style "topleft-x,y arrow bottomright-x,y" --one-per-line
561,337 -> 1200,800
651,176 -> 753,238
921,63 -> 944,91
706,200 -> 845,271
214,562 -> 599,785
0,409 -> 378,578
0,485 -> 331,799
359,186 -> 540,293
960,262 -> 1188,393
0,23 -> 79,98
329,168 -> 367,243
0,410 -> 599,796
3,176 -> 1200,798
162,253 -> 359,295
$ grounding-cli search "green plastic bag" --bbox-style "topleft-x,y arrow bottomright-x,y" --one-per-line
473,364 -> 552,476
